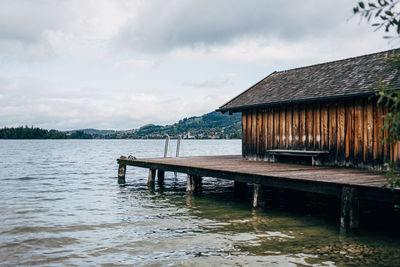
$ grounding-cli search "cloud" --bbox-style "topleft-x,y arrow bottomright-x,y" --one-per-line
113,59 -> 156,70
182,78 -> 230,88
0,72 -> 229,130
0,0 -> 129,62
115,0 -> 358,53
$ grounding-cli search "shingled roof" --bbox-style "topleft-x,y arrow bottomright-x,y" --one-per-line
218,49 -> 400,113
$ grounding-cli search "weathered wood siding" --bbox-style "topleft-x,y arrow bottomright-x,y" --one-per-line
241,98 -> 400,168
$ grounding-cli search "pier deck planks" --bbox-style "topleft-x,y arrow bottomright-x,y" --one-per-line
117,155 -> 400,203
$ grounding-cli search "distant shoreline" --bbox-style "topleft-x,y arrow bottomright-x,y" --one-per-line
1,111 -> 242,140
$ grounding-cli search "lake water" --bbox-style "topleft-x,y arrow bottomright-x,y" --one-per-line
1,139 -> 400,266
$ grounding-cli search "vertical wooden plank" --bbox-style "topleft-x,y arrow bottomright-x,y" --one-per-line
363,100 -> 368,163
252,110 -> 257,158
374,102 -> 383,165
366,100 -> 374,166
329,103 -> 337,160
286,105 -> 292,149
259,110 -> 263,157
242,112 -> 247,157
274,106 -> 280,148
321,104 -> 329,151
397,141 -> 400,163
262,110 -> 267,157
292,105 -> 299,149
393,141 -> 399,163
246,111 -> 252,159
314,104 -> 321,150
345,100 -> 354,166
383,105 -> 390,161
337,102 -> 346,166
306,105 -> 314,150
267,107 -> 274,150
379,103 -> 385,164
280,106 -> 286,149
354,99 -> 364,166
299,104 -> 306,148
256,110 -> 262,157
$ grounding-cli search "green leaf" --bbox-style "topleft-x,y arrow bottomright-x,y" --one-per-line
359,1 -> 365,8
385,10 -> 394,16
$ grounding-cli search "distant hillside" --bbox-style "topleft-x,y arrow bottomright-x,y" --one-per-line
92,111 -> 242,139
67,129 -> 119,135
0,111 -> 242,139
133,111 -> 242,139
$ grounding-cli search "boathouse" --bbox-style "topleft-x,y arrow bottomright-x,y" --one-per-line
117,49 -> 400,234
218,49 -> 400,169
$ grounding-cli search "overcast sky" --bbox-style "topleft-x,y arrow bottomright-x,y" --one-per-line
0,0 -> 394,130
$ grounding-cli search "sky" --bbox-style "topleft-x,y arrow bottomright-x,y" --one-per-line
0,0 -> 395,130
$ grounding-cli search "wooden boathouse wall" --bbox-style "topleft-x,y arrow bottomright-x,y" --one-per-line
241,97 -> 400,168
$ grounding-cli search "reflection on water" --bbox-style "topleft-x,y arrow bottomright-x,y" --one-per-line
1,140 -> 400,266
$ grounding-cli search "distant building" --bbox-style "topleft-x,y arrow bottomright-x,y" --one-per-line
218,49 -> 400,169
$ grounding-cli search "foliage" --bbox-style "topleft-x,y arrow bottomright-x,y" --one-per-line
0,126 -> 67,139
354,1 -> 400,188
353,0 -> 400,39
68,130 -> 93,139
122,111 -> 242,139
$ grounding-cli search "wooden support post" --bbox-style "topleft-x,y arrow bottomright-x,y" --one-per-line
234,181 -> 248,199
118,164 -> 126,184
186,174 -> 195,192
148,169 -> 156,187
340,186 -> 359,234
157,170 -> 165,186
186,174 -> 202,193
252,184 -> 265,208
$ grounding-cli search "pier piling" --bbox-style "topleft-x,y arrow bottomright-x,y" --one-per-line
118,164 -> 126,184
252,184 -> 265,208
157,170 -> 165,186
186,174 -> 202,193
148,169 -> 156,187
340,186 -> 359,234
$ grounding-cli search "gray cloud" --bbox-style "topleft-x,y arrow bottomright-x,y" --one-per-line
0,0 -> 70,43
182,78 -> 230,88
0,0 -> 76,61
115,0 -> 353,52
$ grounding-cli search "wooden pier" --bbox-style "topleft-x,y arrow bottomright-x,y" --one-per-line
117,155 -> 400,234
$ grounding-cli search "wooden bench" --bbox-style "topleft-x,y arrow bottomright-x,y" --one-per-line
266,149 -> 329,166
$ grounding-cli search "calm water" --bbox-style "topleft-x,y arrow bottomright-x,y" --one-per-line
1,140 -> 400,266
